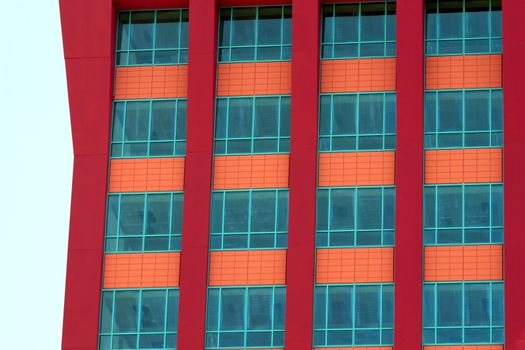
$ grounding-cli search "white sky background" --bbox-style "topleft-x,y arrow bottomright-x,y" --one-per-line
0,1 -> 71,348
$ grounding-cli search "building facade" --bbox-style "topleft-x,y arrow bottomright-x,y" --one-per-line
59,0 -> 525,349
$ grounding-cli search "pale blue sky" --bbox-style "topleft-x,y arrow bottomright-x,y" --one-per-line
0,1 -> 71,348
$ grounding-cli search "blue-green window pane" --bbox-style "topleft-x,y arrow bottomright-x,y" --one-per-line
130,12 -> 154,50
361,3 -> 385,42
221,289 -> 245,330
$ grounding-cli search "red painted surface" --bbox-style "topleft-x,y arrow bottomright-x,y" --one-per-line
284,0 -> 320,349
59,0 -> 115,349
503,1 -> 525,349
394,0 -> 424,349
176,0 -> 218,349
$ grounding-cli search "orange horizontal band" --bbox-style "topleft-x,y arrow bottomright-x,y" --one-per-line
318,151 -> 395,187
213,154 -> 289,190
316,247 -> 393,284
114,65 -> 188,100
424,245 -> 503,282
209,250 -> 286,286
426,54 -> 501,90
109,157 -> 185,193
425,148 -> 502,184
321,58 -> 396,93
424,346 -> 503,350
103,252 -> 180,288
217,62 -> 291,96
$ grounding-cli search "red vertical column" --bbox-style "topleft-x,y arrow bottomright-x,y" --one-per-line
285,0 -> 320,349
503,2 -> 525,349
177,0 -> 217,349
59,1 -> 115,349
394,0 -> 424,349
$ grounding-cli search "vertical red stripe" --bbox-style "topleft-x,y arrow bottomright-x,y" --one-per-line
394,0 -> 424,349
59,0 -> 115,348
285,0 -> 320,349
503,2 -> 525,349
177,0 -> 217,349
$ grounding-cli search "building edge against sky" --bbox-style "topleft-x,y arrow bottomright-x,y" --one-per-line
59,0 -> 525,349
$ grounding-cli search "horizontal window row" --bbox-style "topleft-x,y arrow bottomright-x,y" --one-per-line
112,100 -> 186,158
425,0 -> 502,55
215,96 -> 290,155
106,193 -> 183,253
317,187 -> 395,248
100,289 -> 179,350
206,286 -> 285,349
424,184 -> 503,245
117,10 -> 188,66
210,190 -> 288,250
314,284 -> 394,347
425,89 -> 502,149
319,93 -> 396,152
219,6 -> 291,63
322,2 -> 396,59
423,282 -> 504,345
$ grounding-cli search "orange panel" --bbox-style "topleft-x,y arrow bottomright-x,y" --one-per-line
209,250 -> 286,286
424,245 -> 503,282
425,148 -> 502,184
109,157 -> 185,193
103,252 -> 180,288
316,248 -> 394,284
217,62 -> 291,96
318,151 -> 395,187
426,54 -> 501,90
114,65 -> 188,100
213,154 -> 289,190
424,346 -> 503,350
320,58 -> 396,93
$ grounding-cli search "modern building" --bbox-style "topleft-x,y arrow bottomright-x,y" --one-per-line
59,0 -> 525,349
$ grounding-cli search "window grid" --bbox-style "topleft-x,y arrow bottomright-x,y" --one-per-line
99,288 -> 179,350
425,0 -> 502,56
321,2 -> 396,59
116,9 -> 189,66
319,92 -> 396,152
424,184 -> 503,246
423,281 -> 504,345
105,192 -> 183,253
424,89 -> 503,150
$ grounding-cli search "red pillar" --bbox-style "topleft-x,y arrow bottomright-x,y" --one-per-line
394,0 -> 425,349
177,0 -> 218,349
285,0 -> 320,349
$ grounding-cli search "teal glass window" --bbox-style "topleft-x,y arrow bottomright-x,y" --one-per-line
424,89 -> 502,149
314,284 -> 394,347
321,2 -> 396,59
210,189 -> 288,250
215,96 -> 290,155
206,286 -> 286,348
105,193 -> 183,252
99,289 -> 179,349
111,100 -> 187,158
425,0 -> 502,55
317,187 -> 395,248
319,93 -> 396,152
218,6 -> 291,62
423,282 -> 504,345
423,184 -> 503,245
116,10 -> 189,66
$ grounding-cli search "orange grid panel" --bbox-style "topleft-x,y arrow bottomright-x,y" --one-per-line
315,348 -> 392,350
424,245 -> 503,282
316,248 -> 394,284
424,346 -> 503,350
318,151 -> 395,187
109,157 -> 185,193
114,65 -> 188,100
209,250 -> 286,286
217,62 -> 291,96
320,58 -> 396,93
103,252 -> 180,288
213,154 -> 289,190
425,148 -> 502,184
425,54 -> 502,90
